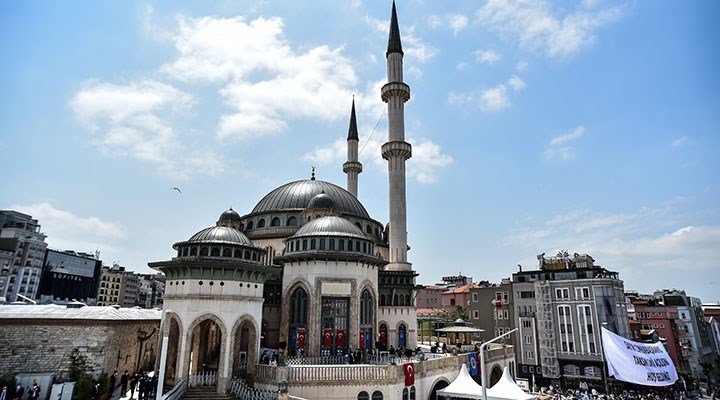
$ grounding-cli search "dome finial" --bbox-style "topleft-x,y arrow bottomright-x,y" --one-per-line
311,166 -> 316,180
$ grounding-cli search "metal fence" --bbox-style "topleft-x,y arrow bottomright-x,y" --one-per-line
229,377 -> 278,400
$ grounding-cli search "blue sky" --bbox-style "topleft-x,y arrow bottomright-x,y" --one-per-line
1,0 -> 718,302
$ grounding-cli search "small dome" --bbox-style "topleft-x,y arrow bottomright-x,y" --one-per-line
219,208 -> 241,222
308,192 -> 336,210
292,216 -> 366,239
187,226 -> 252,246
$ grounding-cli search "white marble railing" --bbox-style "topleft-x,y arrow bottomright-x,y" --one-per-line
229,377 -> 278,400
188,371 -> 217,387
256,364 -> 278,381
162,380 -> 187,400
288,365 -> 389,382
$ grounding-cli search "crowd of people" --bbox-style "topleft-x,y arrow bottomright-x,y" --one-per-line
539,382 -> 720,400
105,369 -> 159,400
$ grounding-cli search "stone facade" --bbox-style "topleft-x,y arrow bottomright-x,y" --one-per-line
0,313 -> 159,381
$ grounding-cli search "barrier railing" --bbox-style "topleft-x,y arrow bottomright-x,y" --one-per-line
288,365 -> 389,382
188,371 -> 217,387
162,380 -> 187,400
229,377 -> 278,400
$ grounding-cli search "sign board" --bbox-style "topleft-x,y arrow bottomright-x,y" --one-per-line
321,282 -> 351,296
601,327 -> 678,387
516,379 -> 529,391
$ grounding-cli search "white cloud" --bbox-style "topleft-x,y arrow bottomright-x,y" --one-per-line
480,84 -> 510,111
448,91 -> 474,107
408,139 -> 454,183
456,62 -> 469,71
70,80 -> 224,179
428,13 -> 469,36
161,16 -> 358,140
671,136 -> 688,148
549,125 -> 584,146
10,203 -> 127,253
544,126 -> 584,160
474,49 -> 501,64
476,0 -> 625,58
507,75 -> 526,91
515,60 -> 529,71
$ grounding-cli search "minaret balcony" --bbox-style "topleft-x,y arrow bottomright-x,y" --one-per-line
381,82 -> 410,102
381,141 -> 412,160
342,161 -> 363,173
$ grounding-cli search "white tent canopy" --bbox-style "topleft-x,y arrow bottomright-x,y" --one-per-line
437,365 -> 537,400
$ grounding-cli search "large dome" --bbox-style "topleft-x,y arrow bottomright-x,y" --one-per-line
292,216 -> 366,239
186,226 -> 252,246
251,180 -> 370,218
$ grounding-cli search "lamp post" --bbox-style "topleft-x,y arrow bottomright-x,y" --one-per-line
481,328 -> 518,400
600,322 -> 609,395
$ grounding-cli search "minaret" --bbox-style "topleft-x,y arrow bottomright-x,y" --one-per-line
382,1 -> 412,270
343,98 -> 362,197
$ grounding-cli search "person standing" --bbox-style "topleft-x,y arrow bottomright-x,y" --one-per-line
28,381 -> 41,400
109,370 -> 118,396
120,370 -> 129,396
11,384 -> 23,400
91,383 -> 100,400
129,374 -> 138,399
1,386 -> 8,400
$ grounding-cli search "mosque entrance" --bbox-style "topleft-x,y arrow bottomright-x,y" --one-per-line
321,297 -> 349,355
189,319 -> 222,374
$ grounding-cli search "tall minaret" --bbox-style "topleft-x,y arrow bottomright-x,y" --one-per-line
343,98 -> 362,197
382,1 -> 412,270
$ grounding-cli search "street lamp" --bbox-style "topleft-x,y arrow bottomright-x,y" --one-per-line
481,328 -> 518,400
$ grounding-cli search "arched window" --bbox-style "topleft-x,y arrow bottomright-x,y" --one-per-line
199,247 -> 208,256
375,227 -> 379,237
310,239 -> 316,250
252,252 -> 258,261
355,222 -> 362,230
222,247 -> 232,257
287,216 -> 297,226
380,294 -> 386,306
366,225 -> 372,234
339,240 -> 345,251
360,289 -> 373,350
271,217 -> 281,227
190,247 -> 197,256
355,241 -> 361,252
363,242 -> 367,254
393,294 -> 399,306
244,250 -> 250,259
403,388 -> 408,400
246,221 -> 254,230
290,287 -> 309,325
257,219 -> 266,228
357,391 -> 369,400
371,391 -> 383,400
398,324 -> 407,347
182,247 -> 188,256
329,239 -> 335,250
409,386 -> 416,400
211,247 -> 220,257
405,294 -> 411,306
234,248 -> 242,258
319,239 -> 325,250
302,240 -> 308,251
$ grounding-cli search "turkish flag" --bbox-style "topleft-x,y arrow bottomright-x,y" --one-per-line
403,362 -> 415,386
336,329 -> 345,348
323,328 -> 333,348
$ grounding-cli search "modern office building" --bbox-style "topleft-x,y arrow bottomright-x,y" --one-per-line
0,210 -> 48,302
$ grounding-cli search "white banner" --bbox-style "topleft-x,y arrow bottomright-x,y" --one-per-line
601,327 -> 678,387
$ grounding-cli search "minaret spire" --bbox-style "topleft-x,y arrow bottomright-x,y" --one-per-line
381,1 -> 412,269
343,97 -> 362,197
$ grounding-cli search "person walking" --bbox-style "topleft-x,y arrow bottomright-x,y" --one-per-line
11,384 -> 23,400
91,383 -> 100,400
150,374 -> 158,398
129,374 -> 139,399
120,370 -> 129,397
28,381 -> 41,400
109,370 -> 118,396
1,386 -> 9,400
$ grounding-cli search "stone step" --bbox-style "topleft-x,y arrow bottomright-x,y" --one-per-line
182,387 -> 235,400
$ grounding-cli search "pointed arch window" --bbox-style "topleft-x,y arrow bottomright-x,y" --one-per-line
257,219 -> 266,228
287,216 -> 298,226
271,217 -> 281,227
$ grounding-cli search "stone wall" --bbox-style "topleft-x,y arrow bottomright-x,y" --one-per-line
0,319 -> 159,381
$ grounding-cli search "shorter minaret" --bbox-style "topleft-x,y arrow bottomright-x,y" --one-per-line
343,98 -> 362,197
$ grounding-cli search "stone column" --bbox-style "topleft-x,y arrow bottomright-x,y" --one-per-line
156,320 -> 170,400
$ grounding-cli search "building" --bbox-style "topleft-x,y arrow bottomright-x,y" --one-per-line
512,252 -> 629,390
416,285 -> 445,310
97,264 -> 125,306
0,304 -> 159,381
441,284 -> 480,317
0,210 -> 48,302
468,278 -> 515,343
137,273 -> 164,308
146,5 -> 485,399
123,271 -> 140,307
37,249 -> 102,304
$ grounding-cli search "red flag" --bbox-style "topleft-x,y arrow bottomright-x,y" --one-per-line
336,329 -> 345,348
403,362 -> 415,386
297,329 -> 306,350
323,328 -> 333,348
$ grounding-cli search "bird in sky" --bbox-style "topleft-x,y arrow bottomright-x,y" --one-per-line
170,187 -> 182,194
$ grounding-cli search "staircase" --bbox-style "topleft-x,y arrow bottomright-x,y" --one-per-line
183,386 -> 234,400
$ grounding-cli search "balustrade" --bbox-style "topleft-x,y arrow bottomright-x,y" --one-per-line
229,377 -> 278,400
188,371 -> 217,387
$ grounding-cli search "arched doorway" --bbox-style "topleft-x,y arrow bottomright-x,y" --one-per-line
429,379 -> 449,400
189,319 -> 223,375
232,318 -> 257,380
164,317 -> 181,384
489,365 -> 503,387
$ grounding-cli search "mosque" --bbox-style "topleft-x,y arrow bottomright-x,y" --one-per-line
148,3 -> 510,399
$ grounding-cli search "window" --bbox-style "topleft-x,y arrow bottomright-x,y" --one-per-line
575,287 -> 590,299
358,392 -> 369,400
556,288 -> 569,299
524,336 -> 532,344
471,292 -> 478,302
257,218 -> 266,228
222,247 -> 232,257
287,216 -> 297,226
589,343 -> 596,353
522,320 -> 531,328
289,287 -> 309,326
522,366 -> 527,373
502,291 -> 509,303
503,310 -> 509,319
271,217 -> 281,227
371,391 -> 384,400
473,310 -> 479,319
246,221 -> 254,230
525,351 -> 534,359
